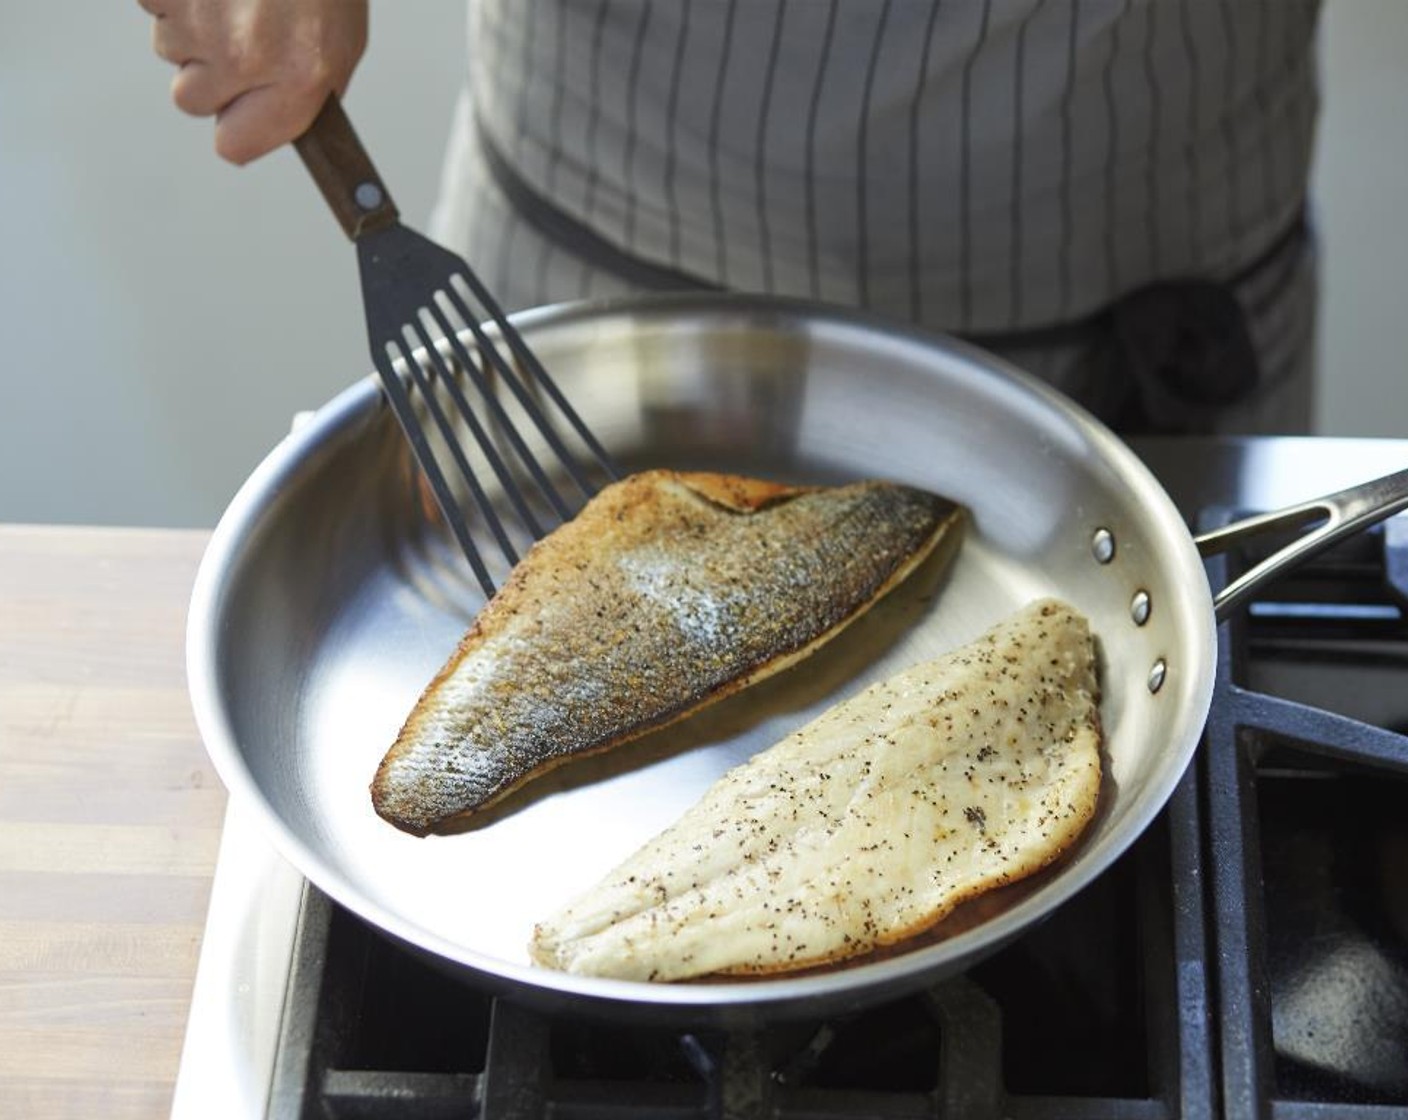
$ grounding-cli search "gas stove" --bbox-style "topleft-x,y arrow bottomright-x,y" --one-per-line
172,437 -> 1408,1119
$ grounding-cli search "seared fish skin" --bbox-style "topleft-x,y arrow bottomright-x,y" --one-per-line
373,470 -> 965,835
530,599 -> 1101,981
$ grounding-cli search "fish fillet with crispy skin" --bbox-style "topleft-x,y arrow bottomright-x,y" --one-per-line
372,470 -> 966,835
530,598 -> 1102,981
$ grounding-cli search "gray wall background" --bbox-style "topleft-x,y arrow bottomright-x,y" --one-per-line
1,0 -> 1405,529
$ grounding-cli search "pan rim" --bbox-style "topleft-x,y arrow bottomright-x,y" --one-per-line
186,292 -> 1218,1014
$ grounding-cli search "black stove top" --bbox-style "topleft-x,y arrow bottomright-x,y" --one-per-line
271,791 -> 1197,1119
1204,514 -> 1408,1118
257,507 -> 1408,1120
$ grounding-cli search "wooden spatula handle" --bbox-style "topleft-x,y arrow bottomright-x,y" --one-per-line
294,95 -> 400,240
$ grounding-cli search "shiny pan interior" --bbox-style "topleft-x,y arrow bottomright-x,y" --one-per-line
186,294 -> 1215,1023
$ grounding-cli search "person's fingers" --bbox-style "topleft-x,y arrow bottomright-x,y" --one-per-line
170,60 -> 239,118
141,0 -> 368,163
212,82 -> 325,165
152,14 -> 198,65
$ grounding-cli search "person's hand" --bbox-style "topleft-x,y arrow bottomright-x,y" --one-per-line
139,0 -> 369,165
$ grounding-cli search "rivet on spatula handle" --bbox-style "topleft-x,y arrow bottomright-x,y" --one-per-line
294,95 -> 400,240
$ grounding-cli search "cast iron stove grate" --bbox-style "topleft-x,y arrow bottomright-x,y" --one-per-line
1203,512 -> 1408,1119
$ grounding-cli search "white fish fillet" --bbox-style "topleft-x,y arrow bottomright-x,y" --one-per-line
530,598 -> 1102,981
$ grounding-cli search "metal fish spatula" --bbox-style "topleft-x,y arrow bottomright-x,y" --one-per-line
293,96 -> 616,597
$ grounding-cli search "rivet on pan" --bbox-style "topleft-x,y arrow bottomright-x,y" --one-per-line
1131,590 -> 1151,626
1091,528 -> 1116,564
1148,658 -> 1168,694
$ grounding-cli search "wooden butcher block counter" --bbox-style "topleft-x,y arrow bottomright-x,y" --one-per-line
0,525 -> 223,1120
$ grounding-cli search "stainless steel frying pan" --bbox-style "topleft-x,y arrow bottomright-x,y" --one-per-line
186,294 -> 1408,1024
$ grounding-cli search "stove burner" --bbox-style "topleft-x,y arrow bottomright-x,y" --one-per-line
1262,765 -> 1408,1102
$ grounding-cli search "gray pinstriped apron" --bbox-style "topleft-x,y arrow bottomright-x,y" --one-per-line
431,0 -> 1322,435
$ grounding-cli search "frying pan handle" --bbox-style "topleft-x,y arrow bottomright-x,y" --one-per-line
293,95 -> 400,240
1195,465 -> 1408,621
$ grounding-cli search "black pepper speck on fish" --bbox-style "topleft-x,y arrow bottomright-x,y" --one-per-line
372,470 -> 966,835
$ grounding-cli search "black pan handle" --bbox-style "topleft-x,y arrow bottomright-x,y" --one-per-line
293,95 -> 400,240
1195,465 -> 1408,620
